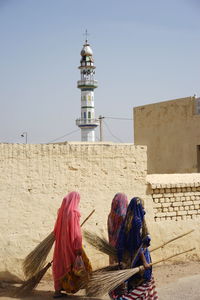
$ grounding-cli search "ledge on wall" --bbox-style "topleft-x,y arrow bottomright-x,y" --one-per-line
147,173 -> 200,189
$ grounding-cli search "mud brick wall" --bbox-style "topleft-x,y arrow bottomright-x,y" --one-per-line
0,142 -> 147,275
151,184 -> 200,222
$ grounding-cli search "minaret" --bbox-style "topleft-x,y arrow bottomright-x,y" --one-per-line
76,37 -> 99,142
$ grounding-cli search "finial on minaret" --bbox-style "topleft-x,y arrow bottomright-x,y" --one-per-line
84,29 -> 89,43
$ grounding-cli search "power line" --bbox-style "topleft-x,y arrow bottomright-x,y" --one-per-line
47,129 -> 80,143
103,120 -> 123,143
104,116 -> 133,120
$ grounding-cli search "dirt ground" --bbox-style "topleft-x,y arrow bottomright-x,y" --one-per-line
0,262 -> 200,300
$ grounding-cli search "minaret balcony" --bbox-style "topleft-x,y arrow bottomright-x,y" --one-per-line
76,118 -> 99,127
77,80 -> 98,89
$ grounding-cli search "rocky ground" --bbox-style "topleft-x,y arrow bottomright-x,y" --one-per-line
0,262 -> 200,300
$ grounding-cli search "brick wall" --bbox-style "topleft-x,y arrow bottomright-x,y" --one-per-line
146,175 -> 200,222
152,186 -> 200,222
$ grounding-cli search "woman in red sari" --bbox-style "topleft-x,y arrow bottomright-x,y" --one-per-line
107,193 -> 128,264
52,191 -> 92,298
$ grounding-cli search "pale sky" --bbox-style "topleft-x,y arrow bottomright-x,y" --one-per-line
0,0 -> 200,143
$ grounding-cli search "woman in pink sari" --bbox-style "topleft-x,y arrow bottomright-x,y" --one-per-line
107,193 -> 128,264
53,191 -> 92,298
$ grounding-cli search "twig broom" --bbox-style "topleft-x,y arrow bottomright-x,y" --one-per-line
16,209 -> 95,297
86,247 -> 195,297
84,229 -> 194,262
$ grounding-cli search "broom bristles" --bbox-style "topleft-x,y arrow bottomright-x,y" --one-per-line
84,230 -> 117,258
17,262 -> 90,297
23,231 -> 55,279
15,262 -> 52,297
86,247 -> 195,297
86,267 -> 141,297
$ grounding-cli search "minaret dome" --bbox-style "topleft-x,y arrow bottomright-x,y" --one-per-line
80,43 -> 93,56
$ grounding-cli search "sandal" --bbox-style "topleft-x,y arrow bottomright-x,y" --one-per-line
53,292 -> 65,298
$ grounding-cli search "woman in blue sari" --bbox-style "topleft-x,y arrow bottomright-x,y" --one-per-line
110,197 -> 158,300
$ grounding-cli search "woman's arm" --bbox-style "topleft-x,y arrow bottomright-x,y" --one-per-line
140,250 -> 151,269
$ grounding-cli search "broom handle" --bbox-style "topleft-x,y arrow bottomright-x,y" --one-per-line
151,247 -> 195,266
150,229 -> 194,252
130,242 -> 144,267
50,209 -> 95,264
138,247 -> 195,272
81,209 -> 95,227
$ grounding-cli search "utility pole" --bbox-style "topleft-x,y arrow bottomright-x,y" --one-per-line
99,115 -> 104,141
21,132 -> 28,144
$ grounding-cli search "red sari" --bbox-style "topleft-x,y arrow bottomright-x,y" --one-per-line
107,193 -> 128,264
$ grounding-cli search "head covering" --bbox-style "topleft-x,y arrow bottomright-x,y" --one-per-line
53,191 -> 82,290
107,193 -> 128,247
117,197 -> 145,262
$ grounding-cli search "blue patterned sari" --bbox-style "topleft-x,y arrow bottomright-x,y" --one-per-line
117,197 -> 152,287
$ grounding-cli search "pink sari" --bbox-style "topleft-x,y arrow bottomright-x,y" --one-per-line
52,191 -> 82,290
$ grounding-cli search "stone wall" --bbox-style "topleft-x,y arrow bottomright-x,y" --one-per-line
0,142 -> 148,277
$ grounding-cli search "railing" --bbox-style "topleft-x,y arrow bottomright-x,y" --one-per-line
77,80 -> 98,88
76,118 -> 99,126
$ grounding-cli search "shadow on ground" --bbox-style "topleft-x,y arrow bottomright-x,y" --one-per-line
0,282 -> 103,300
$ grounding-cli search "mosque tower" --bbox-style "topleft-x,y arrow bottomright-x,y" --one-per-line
76,36 -> 99,142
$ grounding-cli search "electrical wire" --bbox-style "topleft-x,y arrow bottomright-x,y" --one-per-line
47,116 -> 130,144
104,116 -> 133,120
3,116 -> 130,144
103,120 -> 123,143
47,129 -> 80,143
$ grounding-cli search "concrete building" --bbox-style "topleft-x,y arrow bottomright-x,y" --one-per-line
76,38 -> 99,141
134,95 -> 200,174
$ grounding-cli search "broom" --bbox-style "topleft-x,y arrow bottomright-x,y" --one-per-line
86,247 -> 195,297
16,209 -> 95,297
84,229 -> 194,261
23,209 -> 95,279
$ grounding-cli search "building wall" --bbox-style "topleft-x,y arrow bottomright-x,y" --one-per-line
0,142 -> 148,277
147,174 -> 200,266
134,96 -> 200,174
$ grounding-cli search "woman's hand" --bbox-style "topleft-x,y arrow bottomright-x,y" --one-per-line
143,262 -> 151,269
118,262 -> 126,269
